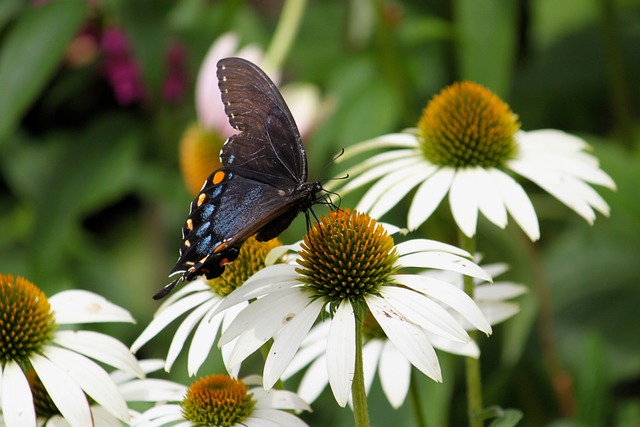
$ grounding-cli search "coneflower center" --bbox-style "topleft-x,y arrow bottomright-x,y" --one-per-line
296,209 -> 398,305
180,375 -> 255,427
208,237 -> 281,297
0,274 -> 57,365
418,81 -> 520,168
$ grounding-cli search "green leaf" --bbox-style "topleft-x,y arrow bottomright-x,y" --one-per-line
453,0 -> 518,97
0,1 -> 87,143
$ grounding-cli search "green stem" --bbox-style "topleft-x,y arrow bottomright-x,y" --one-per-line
352,304 -> 370,427
409,369 -> 428,427
458,231 -> 483,427
264,0 -> 307,73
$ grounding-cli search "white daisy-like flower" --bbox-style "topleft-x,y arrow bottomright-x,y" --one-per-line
281,261 -> 527,408
331,81 -> 616,241
131,238 -> 281,376
132,374 -> 311,427
24,359 -> 186,427
0,274 -> 144,427
214,209 -> 492,407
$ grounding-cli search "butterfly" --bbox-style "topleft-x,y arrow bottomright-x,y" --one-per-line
154,57 -> 325,300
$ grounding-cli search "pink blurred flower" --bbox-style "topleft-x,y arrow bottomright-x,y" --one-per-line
101,27 -> 145,105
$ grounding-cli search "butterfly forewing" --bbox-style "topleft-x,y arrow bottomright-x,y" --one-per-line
217,57 -> 307,183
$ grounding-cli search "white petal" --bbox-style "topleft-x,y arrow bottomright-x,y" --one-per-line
379,340 -> 411,409
336,133 -> 420,162
326,299 -> 356,407
246,409 -> 309,427
368,165 -> 437,220
251,387 -> 312,411
130,291 -> 213,353
366,295 -> 441,382
130,404 -> 184,427
187,305 -> 226,376
490,168 -> 540,240
49,290 -> 134,324
281,334 -> 328,381
30,353 -> 93,427
408,167 -> 455,230
212,264 -> 299,315
2,362 -> 36,427
397,252 -> 491,282
449,168 -> 479,237
356,166 -> 423,215
380,286 -> 469,342
156,279 -> 209,314
297,353 -> 330,404
54,330 -> 144,377
475,167 -> 508,228
337,152 -> 421,194
263,299 -> 324,390
165,297 -> 218,372
478,301 -> 521,325
517,129 -> 589,152
428,333 -> 480,358
394,238 -> 470,258
474,283 -> 527,301
119,378 -> 186,402
42,345 -> 129,421
361,339 -> 383,396
396,275 -> 492,335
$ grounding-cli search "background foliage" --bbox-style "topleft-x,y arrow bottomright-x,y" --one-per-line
0,0 -> 639,426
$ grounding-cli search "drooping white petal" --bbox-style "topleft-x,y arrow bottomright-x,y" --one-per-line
220,287 -> 309,347
408,167 -> 455,231
326,299 -> 356,407
362,339 -> 384,395
428,332 -> 480,358
336,133 -> 420,162
131,291 -> 213,353
516,129 -> 589,152
42,345 -> 129,421
164,297 -> 218,372
397,252 -> 491,282
2,362 -> 36,427
449,168 -> 479,237
477,301 -> 522,326
379,340 -> 411,409
366,295 -> 442,382
130,404 -> 184,427
509,159 -> 598,223
265,242 -> 302,266
394,238 -> 470,258
55,330 -> 144,377
213,264 -> 299,315
281,332 -> 329,381
395,275 -> 492,335
264,299 -> 324,390
156,279 -> 209,315
357,166 -> 424,215
118,378 -> 186,402
187,304 -> 226,376
49,290 -> 135,324
380,286 -> 470,342
490,168 -> 539,241
474,167 -> 508,228
297,352 -> 330,404
368,165 -> 437,220
30,353 -> 93,427
336,152 -> 421,194
475,283 -> 527,301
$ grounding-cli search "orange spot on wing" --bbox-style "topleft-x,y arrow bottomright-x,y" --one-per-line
197,193 -> 207,206
212,171 -> 226,185
186,219 -> 194,231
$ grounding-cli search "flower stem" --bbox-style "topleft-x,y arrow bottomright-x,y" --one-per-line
458,231 -> 483,427
352,303 -> 370,427
264,0 -> 307,73
409,369 -> 428,427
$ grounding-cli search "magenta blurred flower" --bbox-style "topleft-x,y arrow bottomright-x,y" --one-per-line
100,27 -> 145,105
163,42 -> 188,104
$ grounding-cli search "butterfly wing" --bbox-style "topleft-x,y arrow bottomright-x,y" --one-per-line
217,57 -> 307,185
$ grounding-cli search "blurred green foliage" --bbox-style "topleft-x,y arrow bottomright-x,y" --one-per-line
0,0 -> 639,426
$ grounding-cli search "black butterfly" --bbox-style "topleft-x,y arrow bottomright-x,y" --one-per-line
154,57 -> 324,300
